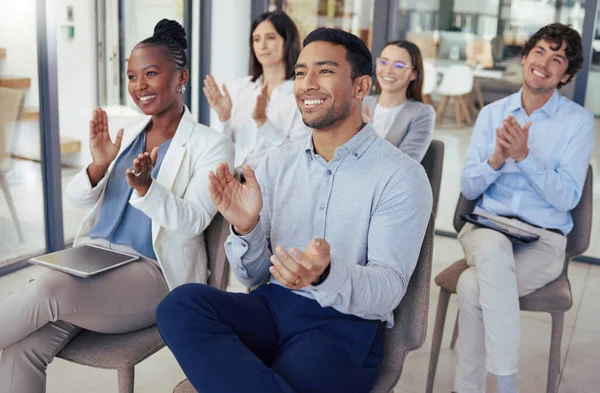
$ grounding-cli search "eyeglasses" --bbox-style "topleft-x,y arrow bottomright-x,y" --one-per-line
377,58 -> 414,70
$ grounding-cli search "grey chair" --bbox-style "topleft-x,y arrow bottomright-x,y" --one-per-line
0,87 -> 26,243
421,140 -> 444,217
172,141 -> 445,393
426,165 -> 593,393
56,213 -> 231,393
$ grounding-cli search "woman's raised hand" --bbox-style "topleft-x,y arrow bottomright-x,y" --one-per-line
89,108 -> 123,169
203,75 -> 233,122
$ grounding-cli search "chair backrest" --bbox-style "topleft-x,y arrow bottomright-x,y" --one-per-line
564,165 -> 593,261
452,194 -> 478,233
0,87 -> 26,173
204,213 -> 230,290
368,142 -> 443,392
420,140 -> 444,217
422,61 -> 437,95
452,165 -> 593,264
437,65 -> 474,96
370,215 -> 435,393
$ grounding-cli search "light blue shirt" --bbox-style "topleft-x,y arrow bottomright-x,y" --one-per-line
225,124 -> 432,327
461,89 -> 594,235
89,131 -> 172,258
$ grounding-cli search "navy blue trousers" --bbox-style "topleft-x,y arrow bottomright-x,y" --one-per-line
156,283 -> 384,393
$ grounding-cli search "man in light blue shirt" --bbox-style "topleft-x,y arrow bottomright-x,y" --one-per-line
454,24 -> 594,393
156,28 -> 432,393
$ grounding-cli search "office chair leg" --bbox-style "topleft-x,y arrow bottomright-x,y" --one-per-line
450,310 -> 459,349
0,173 -> 24,243
453,98 -> 463,127
459,96 -> 472,124
436,96 -> 450,124
426,288 -> 452,393
547,312 -> 565,393
118,367 -> 135,393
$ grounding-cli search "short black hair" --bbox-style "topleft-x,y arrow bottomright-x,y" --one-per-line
523,23 -> 583,88
139,19 -> 187,70
250,11 -> 301,82
303,28 -> 372,80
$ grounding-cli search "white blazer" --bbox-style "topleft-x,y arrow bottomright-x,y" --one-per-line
66,107 -> 234,290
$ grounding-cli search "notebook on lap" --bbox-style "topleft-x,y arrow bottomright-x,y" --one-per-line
29,244 -> 140,278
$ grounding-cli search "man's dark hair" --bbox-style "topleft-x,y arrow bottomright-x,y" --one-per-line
303,28 -> 372,80
522,23 -> 583,88
250,11 -> 301,82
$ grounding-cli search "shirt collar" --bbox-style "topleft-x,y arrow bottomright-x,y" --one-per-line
304,123 -> 377,160
509,88 -> 560,118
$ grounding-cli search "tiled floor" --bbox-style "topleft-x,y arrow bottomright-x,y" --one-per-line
0,235 -> 599,392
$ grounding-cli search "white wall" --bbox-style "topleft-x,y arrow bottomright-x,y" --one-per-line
0,0 -> 40,108
121,0 -> 184,110
209,0 -> 251,128
55,0 -> 98,167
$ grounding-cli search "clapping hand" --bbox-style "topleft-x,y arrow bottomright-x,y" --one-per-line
252,83 -> 268,128
89,108 -> 123,169
498,116 -> 531,162
269,238 -> 331,289
208,163 -> 263,235
126,147 -> 158,197
203,75 -> 233,122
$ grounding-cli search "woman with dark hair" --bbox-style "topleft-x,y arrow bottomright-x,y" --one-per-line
203,10 -> 310,170
363,40 -> 435,162
0,19 -> 233,392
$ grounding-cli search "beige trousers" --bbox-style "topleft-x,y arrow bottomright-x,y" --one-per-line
0,240 -> 169,393
454,213 -> 567,393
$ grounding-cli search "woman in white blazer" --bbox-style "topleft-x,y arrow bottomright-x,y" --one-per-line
203,11 -> 311,170
363,40 -> 435,162
0,20 -> 233,393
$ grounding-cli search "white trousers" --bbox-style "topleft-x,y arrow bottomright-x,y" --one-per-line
454,213 -> 566,393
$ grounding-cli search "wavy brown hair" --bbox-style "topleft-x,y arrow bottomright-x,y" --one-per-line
522,23 -> 583,88
375,40 -> 424,102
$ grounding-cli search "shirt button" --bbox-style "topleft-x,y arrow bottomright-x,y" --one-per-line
319,205 -> 325,210
242,243 -> 247,248
353,153 -> 358,157
326,170 -> 332,175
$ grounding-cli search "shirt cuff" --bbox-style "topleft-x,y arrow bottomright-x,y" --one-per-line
479,160 -> 504,182
516,151 -> 545,175
310,252 -> 349,298
80,166 -> 109,191
219,119 -> 233,137
225,219 -> 266,271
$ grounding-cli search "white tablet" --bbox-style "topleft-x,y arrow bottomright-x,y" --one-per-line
29,244 -> 140,278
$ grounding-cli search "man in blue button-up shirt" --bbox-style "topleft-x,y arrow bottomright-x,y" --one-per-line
454,24 -> 594,393
156,28 -> 432,393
